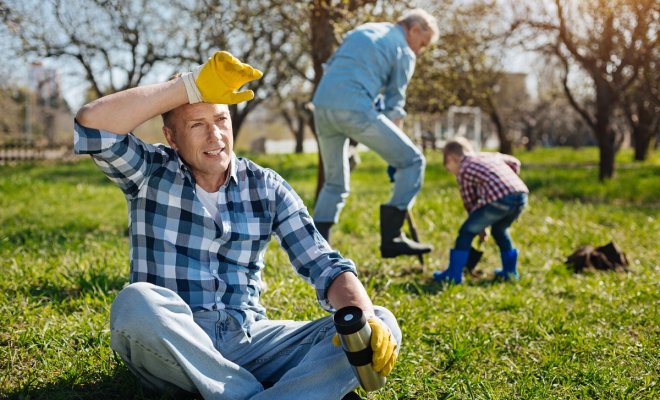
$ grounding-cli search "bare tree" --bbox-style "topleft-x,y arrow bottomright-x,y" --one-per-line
408,1 -> 518,154
512,0 -> 658,179
2,0 -> 316,140
168,0 -> 314,139
3,0 -> 182,98
622,51 -> 659,161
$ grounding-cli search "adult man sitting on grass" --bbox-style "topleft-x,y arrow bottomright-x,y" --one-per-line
74,51 -> 400,399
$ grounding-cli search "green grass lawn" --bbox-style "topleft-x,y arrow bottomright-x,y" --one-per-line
1,147 -> 658,399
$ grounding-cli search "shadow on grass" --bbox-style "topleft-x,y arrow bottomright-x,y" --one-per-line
24,268 -> 127,306
1,221 -> 124,250
4,366 -> 201,400
391,272 -> 505,296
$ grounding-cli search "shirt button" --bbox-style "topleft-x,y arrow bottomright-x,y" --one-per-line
216,296 -> 221,301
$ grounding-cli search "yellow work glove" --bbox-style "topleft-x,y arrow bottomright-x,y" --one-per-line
181,51 -> 263,104
332,317 -> 398,377
368,318 -> 398,376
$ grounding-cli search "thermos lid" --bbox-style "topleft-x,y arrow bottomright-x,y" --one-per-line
334,306 -> 366,335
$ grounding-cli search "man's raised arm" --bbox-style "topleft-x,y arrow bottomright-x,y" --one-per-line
75,51 -> 263,134
75,79 -> 187,134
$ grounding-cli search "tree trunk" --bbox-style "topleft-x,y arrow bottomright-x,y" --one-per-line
631,107 -> 657,161
310,1 -> 335,200
230,100 -> 261,141
294,112 -> 305,154
490,109 -> 512,154
310,1 -> 335,90
633,131 -> 652,161
280,101 -> 307,154
598,135 -> 616,180
594,110 -> 616,180
593,78 -> 617,180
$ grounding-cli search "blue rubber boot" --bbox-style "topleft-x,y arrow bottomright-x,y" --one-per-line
433,249 -> 469,284
495,248 -> 519,281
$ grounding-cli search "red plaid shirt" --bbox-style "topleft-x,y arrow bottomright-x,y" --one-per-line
457,153 -> 529,212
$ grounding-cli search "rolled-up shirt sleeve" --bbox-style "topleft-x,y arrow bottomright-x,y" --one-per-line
500,154 -> 522,175
269,171 -> 357,311
73,120 -> 169,198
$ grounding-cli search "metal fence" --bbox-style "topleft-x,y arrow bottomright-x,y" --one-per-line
0,140 -> 47,164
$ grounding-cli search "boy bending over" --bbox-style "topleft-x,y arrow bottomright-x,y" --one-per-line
434,138 -> 529,284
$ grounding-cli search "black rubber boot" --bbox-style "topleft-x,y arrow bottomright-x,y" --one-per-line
315,221 -> 333,243
379,205 -> 433,258
341,391 -> 362,400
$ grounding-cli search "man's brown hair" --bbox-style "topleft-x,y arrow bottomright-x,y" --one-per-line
161,72 -> 184,131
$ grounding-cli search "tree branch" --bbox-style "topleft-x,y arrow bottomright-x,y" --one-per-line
558,49 -> 595,129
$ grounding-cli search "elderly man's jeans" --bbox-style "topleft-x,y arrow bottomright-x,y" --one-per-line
313,108 -> 425,223
455,192 -> 528,251
110,282 -> 401,400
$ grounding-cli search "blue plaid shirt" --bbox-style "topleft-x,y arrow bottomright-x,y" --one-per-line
74,121 -> 357,331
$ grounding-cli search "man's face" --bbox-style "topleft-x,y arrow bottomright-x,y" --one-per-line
405,23 -> 434,56
163,103 -> 233,187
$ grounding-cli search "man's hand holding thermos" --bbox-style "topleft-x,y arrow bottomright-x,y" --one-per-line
368,317 -> 398,376
333,306 -> 398,391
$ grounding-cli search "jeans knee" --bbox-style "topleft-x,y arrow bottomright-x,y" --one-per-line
417,153 -> 426,170
111,283 -> 152,331
110,282 -> 189,333
458,224 -> 481,238
323,181 -> 350,198
408,151 -> 425,176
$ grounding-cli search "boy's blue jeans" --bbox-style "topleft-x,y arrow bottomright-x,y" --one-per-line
455,192 -> 528,251
313,108 -> 425,223
109,282 -> 401,400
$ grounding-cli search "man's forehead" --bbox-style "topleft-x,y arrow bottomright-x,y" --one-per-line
177,103 -> 229,120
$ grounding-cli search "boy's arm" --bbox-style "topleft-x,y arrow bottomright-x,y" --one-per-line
500,154 -> 521,175
458,165 -> 478,212
459,185 -> 475,212
76,79 -> 187,134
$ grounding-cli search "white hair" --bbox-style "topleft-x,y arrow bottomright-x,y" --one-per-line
397,8 -> 439,44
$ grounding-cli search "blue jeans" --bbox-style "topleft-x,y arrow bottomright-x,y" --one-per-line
110,282 -> 401,399
455,192 -> 528,251
313,108 -> 425,223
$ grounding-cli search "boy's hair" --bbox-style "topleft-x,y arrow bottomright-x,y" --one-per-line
443,137 -> 474,163
397,9 -> 439,44
161,72 -> 184,131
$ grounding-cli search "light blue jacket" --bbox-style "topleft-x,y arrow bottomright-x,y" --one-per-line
312,22 -> 416,121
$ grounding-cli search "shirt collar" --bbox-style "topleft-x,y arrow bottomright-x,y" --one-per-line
226,153 -> 238,184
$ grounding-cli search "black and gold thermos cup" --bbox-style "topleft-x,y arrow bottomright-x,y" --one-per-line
333,306 -> 386,391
